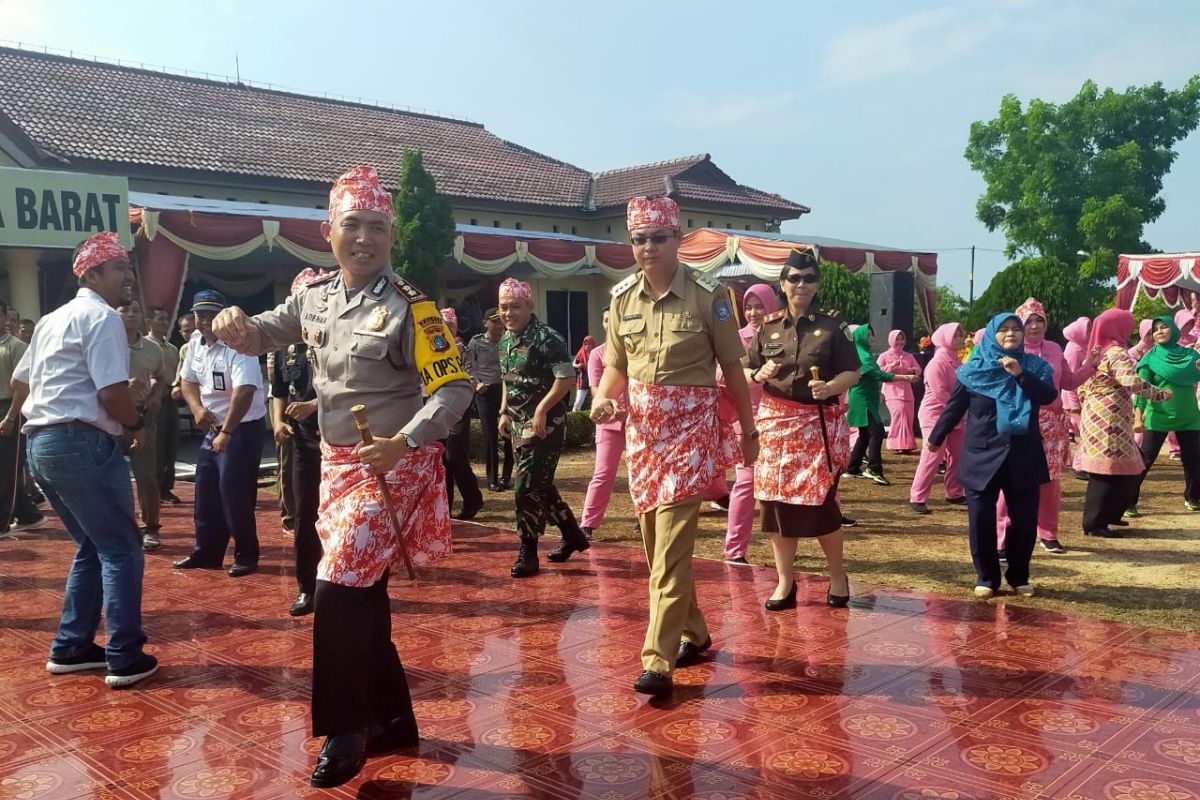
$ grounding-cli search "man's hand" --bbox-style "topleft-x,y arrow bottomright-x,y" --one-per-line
273,421 -> 293,446
194,407 -> 219,431
475,381 -> 488,394
740,431 -> 759,465
532,408 -> 549,439
211,430 -> 231,454
590,397 -> 620,425
285,400 -> 317,421
128,428 -> 145,452
999,356 -> 1023,377
359,435 -> 411,475
0,416 -> 17,437
212,306 -> 254,349
170,385 -> 183,401
498,412 -> 512,438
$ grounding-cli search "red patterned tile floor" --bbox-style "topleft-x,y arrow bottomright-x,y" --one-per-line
2,485 -> 1200,799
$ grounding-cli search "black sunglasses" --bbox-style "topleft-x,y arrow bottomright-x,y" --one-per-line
631,233 -> 673,246
783,273 -> 819,285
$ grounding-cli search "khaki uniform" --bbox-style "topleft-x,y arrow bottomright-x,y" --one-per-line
127,336 -> 166,535
746,309 -> 860,403
604,265 -> 745,675
0,332 -> 32,532
240,268 -> 471,447
149,334 -> 181,497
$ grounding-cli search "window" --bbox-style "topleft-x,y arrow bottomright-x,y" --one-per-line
552,224 -> 559,233
725,222 -> 732,229
745,224 -> 751,231
687,219 -> 694,228
606,224 -> 612,234
707,220 -> 713,227
227,197 -> 237,202
546,290 -> 590,353
469,218 -> 478,226
571,226 -> 577,235
493,220 -> 501,228
515,222 -> 523,230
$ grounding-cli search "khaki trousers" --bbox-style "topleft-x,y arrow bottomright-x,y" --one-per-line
638,496 -> 708,674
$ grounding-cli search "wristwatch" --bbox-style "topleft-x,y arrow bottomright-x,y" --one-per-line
404,434 -> 419,450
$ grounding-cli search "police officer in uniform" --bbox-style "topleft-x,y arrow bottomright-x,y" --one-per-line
269,284 -> 321,616
591,196 -> 758,696
213,166 -> 471,788
497,278 -> 590,577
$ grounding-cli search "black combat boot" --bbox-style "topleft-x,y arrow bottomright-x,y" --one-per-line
510,539 -> 540,578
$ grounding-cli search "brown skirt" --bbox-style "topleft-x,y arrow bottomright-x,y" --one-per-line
761,476 -> 842,539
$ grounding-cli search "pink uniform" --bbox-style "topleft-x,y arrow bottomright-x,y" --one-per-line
1061,316 -> 1090,435
878,331 -> 922,451
580,344 -> 627,531
910,323 -> 965,504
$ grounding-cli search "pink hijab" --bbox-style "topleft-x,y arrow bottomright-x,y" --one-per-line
887,330 -> 906,353
1176,309 -> 1196,345
1063,317 -> 1090,348
1089,309 -> 1135,354
930,322 -> 963,360
739,283 -> 778,342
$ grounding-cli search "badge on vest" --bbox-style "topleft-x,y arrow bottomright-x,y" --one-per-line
212,370 -> 226,392
714,298 -> 732,321
368,306 -> 390,332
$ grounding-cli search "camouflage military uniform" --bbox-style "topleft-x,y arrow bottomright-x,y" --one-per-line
500,316 -> 582,545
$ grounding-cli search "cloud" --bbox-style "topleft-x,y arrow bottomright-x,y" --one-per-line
820,6 -> 1004,87
0,0 -> 50,40
663,92 -> 806,131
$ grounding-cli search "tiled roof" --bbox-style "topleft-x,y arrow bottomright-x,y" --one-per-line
0,46 -> 807,218
590,154 -> 809,216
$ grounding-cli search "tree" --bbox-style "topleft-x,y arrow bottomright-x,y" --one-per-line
390,149 -> 456,299
1130,291 -> 1175,324
965,256 -> 1102,337
965,77 -> 1200,281
817,260 -> 870,324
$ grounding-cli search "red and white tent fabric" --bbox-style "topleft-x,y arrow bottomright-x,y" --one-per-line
1116,253 -> 1200,310
677,229 -> 938,330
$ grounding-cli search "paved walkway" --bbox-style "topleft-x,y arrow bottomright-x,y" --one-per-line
2,486 -> 1199,799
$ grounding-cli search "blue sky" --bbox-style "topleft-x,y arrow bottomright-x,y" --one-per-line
5,0 -> 1198,298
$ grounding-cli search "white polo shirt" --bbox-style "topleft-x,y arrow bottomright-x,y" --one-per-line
14,288 -> 129,436
179,331 -> 267,423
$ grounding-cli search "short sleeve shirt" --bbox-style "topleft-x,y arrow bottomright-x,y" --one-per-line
746,310 -> 860,404
604,266 -> 745,388
180,331 -> 267,422
270,342 -> 319,435
500,316 -> 574,438
128,336 -> 166,407
14,288 -> 130,435
0,333 -> 28,402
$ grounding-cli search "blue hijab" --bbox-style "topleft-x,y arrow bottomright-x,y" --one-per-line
955,312 -> 1054,435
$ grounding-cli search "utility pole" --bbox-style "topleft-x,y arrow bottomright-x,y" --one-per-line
968,245 -> 976,310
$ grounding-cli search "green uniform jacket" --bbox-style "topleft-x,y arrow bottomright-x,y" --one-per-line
846,326 -> 894,428
1135,366 -> 1200,432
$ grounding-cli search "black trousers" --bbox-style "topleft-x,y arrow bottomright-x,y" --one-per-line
966,469 -> 1040,590
192,422 -> 265,566
311,572 -> 418,738
444,419 -> 482,509
290,426 -> 322,595
1132,428 -> 1200,507
1083,473 -> 1138,533
847,420 -> 885,474
156,399 -> 179,494
476,384 -> 512,486
0,400 -> 38,532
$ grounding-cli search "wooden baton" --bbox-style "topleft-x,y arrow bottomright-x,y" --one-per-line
809,366 -> 834,472
350,404 -> 418,582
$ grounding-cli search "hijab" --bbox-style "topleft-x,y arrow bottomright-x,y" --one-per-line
851,324 -> 874,368
1176,309 -> 1196,345
955,313 -> 1053,435
1139,316 -> 1200,386
740,283 -> 778,341
930,322 -> 963,361
1088,309 -> 1135,354
1063,317 -> 1090,348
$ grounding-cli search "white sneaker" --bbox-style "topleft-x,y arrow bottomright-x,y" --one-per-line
1014,584 -> 1036,597
973,586 -> 994,600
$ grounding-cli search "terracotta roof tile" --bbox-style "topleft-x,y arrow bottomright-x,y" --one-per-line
0,46 -> 807,218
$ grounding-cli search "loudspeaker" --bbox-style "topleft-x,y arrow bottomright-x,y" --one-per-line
869,271 -> 914,355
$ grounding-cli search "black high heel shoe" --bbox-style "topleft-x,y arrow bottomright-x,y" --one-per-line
765,582 -> 798,611
827,574 -> 851,608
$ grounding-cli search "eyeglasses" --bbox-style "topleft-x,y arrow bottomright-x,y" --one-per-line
631,233 -> 673,246
783,273 -> 819,285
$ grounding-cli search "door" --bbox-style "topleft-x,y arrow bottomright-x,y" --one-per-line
545,289 -> 590,354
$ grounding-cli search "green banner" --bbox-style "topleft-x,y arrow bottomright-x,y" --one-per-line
0,167 -> 131,249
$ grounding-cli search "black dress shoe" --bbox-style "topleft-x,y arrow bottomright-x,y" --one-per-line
910,502 -> 931,515
172,555 -> 222,569
765,582 -> 798,612
546,533 -> 590,563
227,563 -> 258,578
162,491 -> 182,505
1110,519 -> 1129,527
633,670 -> 672,696
487,482 -> 502,492
453,498 -> 484,521
827,579 -> 851,608
289,592 -> 313,616
675,636 -> 712,668
945,496 -> 967,506
365,716 -> 419,755
310,731 -> 368,788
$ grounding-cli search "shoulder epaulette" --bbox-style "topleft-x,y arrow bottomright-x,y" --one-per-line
689,269 -> 721,293
611,273 -> 640,297
763,309 -> 787,323
305,271 -> 337,287
387,274 -> 429,305
818,308 -> 842,320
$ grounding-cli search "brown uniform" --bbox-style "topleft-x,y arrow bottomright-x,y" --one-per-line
746,309 -> 860,403
604,265 -> 745,675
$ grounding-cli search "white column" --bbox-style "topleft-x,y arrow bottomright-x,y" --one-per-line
3,248 -> 43,322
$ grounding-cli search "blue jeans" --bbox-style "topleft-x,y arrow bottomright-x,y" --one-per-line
27,423 -> 147,670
